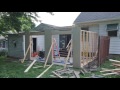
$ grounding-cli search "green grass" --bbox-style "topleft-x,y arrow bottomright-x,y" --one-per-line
0,56 -> 62,78
0,56 -> 120,78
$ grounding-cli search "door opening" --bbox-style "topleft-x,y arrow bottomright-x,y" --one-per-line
33,38 -> 37,52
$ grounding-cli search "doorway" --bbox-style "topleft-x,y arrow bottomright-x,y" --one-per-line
59,34 -> 71,49
32,38 -> 37,52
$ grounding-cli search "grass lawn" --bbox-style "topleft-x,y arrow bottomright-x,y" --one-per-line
0,56 -> 63,78
0,56 -> 120,78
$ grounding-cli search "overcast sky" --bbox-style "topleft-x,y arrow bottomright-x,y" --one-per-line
34,12 -> 81,26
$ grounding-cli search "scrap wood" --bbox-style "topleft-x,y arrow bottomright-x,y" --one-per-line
33,65 -> 50,69
80,70 -> 85,75
100,68 -> 120,73
52,71 -> 63,78
73,71 -> 80,78
36,64 -> 53,78
112,63 -> 120,67
109,59 -> 120,63
24,60 -> 37,73
44,41 -> 54,68
102,72 -> 119,76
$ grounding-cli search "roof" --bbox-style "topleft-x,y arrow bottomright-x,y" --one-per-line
32,23 -> 72,32
0,36 -> 5,40
74,12 -> 120,24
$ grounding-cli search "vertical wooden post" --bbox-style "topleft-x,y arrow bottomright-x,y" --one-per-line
82,31 -> 85,65
86,31 -> 88,64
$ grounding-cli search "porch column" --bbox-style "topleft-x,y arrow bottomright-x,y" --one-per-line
72,25 -> 81,68
45,30 -> 52,64
25,31 -> 30,60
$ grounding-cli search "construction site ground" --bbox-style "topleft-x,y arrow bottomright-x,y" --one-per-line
0,56 -> 120,78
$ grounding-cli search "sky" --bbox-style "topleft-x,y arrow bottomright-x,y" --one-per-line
34,12 -> 81,26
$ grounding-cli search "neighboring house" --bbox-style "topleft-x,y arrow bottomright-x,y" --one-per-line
7,23 -> 72,59
74,12 -> 120,55
0,36 -> 8,50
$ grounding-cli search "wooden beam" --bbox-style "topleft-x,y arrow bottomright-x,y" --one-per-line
100,68 -> 120,72
64,45 -> 72,69
33,65 -> 50,69
82,31 -> 85,66
102,72 -> 118,76
36,64 -> 53,78
66,39 -> 72,49
86,31 -> 89,64
52,71 -> 63,78
24,59 -> 37,73
112,63 -> 120,67
44,40 -> 54,68
53,38 -> 60,59
109,59 -> 120,63
73,71 -> 80,78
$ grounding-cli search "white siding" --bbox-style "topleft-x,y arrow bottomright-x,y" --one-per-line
89,25 -> 99,33
99,21 -> 120,54
109,36 -> 120,54
31,35 -> 45,51
81,20 -> 120,54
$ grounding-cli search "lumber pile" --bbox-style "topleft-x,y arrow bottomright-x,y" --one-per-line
50,68 -> 80,78
100,59 -> 120,76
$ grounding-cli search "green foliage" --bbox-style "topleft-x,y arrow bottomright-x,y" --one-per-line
0,49 -> 8,56
0,12 -> 53,36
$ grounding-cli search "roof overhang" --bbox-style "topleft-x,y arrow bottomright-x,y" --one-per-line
74,17 -> 120,25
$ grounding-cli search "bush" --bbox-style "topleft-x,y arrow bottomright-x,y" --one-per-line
0,48 -> 8,56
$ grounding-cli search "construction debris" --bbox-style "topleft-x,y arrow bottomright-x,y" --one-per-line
51,68 -> 80,78
100,59 -> 120,76
73,71 -> 80,78
36,64 -> 53,78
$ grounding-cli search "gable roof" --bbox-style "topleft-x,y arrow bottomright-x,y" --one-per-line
74,12 -> 120,24
32,23 -> 72,32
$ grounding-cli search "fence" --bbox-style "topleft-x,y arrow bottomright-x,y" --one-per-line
98,36 -> 110,66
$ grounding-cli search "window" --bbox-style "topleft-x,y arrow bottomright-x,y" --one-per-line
106,23 -> 118,37
81,27 -> 89,31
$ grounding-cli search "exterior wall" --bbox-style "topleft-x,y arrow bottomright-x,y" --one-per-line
80,20 -> 120,54
8,34 -> 24,58
31,35 -> 45,52
99,21 -> 120,54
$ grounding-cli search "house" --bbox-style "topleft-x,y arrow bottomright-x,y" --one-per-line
0,35 -> 8,50
74,12 -> 120,55
7,23 -> 72,59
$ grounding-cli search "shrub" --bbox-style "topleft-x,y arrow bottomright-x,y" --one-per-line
0,48 -> 8,56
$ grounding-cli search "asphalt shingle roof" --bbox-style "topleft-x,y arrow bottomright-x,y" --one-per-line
74,12 -> 120,24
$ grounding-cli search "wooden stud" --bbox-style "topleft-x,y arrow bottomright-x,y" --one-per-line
64,45 -> 72,69
44,39 -> 54,68
102,72 -> 118,76
53,38 -> 60,59
82,31 -> 85,66
36,64 -> 53,78
109,59 -> 120,63
73,71 -> 80,78
100,68 -> 120,72
24,59 -> 37,73
52,71 -> 63,78
86,31 -> 89,64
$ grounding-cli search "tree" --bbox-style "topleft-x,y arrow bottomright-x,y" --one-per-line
0,12 -> 53,36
